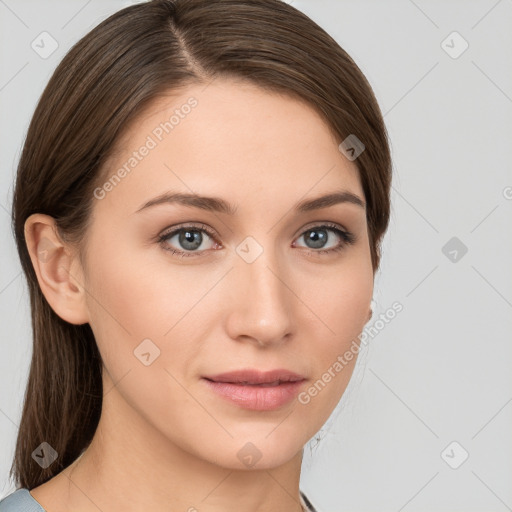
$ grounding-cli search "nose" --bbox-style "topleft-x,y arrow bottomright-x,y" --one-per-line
224,249 -> 294,348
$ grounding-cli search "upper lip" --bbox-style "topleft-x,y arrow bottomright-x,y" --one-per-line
203,368 -> 305,385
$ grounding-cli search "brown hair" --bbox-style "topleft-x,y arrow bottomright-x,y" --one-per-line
10,0 -> 392,490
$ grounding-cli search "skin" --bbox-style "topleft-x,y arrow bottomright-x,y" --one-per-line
25,78 -> 373,512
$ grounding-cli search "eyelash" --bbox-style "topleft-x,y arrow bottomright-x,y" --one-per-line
157,222 -> 356,258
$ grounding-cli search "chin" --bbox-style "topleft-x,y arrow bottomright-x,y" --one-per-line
195,423 -> 309,471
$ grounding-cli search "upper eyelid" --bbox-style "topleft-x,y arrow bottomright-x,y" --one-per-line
162,220 -> 348,234
160,222 -> 215,235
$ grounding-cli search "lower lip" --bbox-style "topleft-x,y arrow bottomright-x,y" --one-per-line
202,378 -> 305,411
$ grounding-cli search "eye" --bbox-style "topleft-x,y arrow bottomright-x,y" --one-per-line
157,222 -> 356,258
293,223 -> 356,255
158,223 -> 220,258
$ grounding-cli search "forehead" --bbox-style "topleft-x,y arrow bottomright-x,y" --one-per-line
94,78 -> 363,217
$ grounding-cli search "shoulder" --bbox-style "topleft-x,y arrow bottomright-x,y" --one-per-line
0,488 -> 46,511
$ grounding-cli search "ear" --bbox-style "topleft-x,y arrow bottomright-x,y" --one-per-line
24,213 -> 90,325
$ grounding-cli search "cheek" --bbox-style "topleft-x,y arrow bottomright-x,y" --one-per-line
82,243 -> 206,429
82,238 -> 218,380
298,254 -> 373,412
84,238 -> 181,337
306,251 -> 373,347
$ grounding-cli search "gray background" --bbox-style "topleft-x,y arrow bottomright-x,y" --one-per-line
1,1 -> 511,511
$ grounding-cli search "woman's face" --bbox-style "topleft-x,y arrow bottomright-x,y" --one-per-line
80,78 -> 373,469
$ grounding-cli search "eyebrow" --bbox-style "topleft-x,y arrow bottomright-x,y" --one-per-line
135,189 -> 365,215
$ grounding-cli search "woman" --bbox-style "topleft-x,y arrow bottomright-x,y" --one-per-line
0,0 -> 391,510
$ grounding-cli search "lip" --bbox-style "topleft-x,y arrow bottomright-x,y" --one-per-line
202,368 -> 306,411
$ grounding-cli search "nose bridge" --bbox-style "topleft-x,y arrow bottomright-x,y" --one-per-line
227,237 -> 293,345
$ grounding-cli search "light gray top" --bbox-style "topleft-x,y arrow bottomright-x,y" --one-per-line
0,489 -> 45,512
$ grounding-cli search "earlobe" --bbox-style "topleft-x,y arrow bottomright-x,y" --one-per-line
24,213 -> 90,325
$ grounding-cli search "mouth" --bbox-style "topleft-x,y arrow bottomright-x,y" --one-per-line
201,368 -> 306,410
